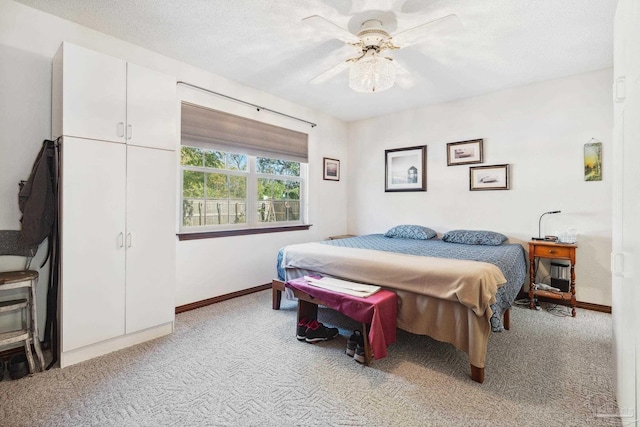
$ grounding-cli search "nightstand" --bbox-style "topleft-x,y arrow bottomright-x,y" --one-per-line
528,241 -> 577,316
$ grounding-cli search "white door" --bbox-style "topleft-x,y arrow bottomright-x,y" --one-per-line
623,81 -> 640,425
61,137 -> 126,352
126,63 -> 177,151
612,110 -> 637,424
613,2 -> 639,423
61,43 -> 127,143
125,146 -> 176,333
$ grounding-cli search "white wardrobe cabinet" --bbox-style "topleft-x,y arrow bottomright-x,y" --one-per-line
53,42 -> 176,151
53,42 -> 177,367
61,138 -> 176,355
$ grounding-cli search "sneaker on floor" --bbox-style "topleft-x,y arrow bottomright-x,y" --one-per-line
346,330 -> 363,357
304,319 -> 339,343
296,318 -> 310,341
354,343 -> 366,364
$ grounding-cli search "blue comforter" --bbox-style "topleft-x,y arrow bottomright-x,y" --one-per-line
277,234 -> 527,332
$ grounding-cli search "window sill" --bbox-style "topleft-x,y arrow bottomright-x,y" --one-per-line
177,224 -> 312,241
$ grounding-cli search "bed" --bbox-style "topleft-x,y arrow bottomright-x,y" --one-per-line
272,229 -> 527,383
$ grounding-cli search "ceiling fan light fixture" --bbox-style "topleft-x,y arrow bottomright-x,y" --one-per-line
348,50 -> 396,93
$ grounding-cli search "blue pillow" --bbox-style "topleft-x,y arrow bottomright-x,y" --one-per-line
384,225 -> 437,240
442,229 -> 508,246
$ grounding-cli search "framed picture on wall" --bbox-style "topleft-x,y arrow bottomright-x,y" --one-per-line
470,164 -> 510,191
584,140 -> 602,181
323,157 -> 340,181
447,139 -> 483,166
385,145 -> 427,192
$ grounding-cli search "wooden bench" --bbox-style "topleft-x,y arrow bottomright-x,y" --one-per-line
272,278 -> 397,365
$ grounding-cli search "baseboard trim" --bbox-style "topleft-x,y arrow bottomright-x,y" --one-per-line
175,283 -> 271,314
178,285 -> 613,315
535,296 -> 611,314
575,301 -> 611,313
0,345 -> 30,361
519,290 -> 612,314
0,340 -> 50,362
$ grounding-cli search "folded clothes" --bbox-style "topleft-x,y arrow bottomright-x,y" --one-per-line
303,275 -> 381,297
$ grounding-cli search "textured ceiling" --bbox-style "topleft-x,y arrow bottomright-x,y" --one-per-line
14,0 -> 617,122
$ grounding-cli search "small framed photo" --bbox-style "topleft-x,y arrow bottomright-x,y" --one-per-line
385,145 -> 427,192
447,139 -> 483,166
584,141 -> 602,181
470,164 -> 510,191
323,157 -> 340,181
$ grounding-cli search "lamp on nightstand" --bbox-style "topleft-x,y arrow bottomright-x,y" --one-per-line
533,210 -> 561,240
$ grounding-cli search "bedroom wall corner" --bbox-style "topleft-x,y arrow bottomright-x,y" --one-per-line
0,0 -> 350,310
346,69 -> 614,306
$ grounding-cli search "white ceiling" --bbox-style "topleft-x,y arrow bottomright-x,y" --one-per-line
14,0 -> 617,122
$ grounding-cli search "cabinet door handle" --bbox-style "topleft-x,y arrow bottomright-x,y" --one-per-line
118,232 -> 124,248
126,232 -> 132,248
611,252 -> 625,277
117,122 -> 125,138
126,124 -> 132,140
614,76 -> 626,103
548,250 -> 556,254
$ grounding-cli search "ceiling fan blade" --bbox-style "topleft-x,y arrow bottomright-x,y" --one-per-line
309,61 -> 351,85
391,14 -> 463,49
302,15 -> 360,44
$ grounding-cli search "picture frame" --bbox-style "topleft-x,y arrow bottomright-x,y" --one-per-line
323,157 -> 340,181
470,164 -> 510,191
385,145 -> 427,192
584,141 -> 602,181
447,139 -> 483,166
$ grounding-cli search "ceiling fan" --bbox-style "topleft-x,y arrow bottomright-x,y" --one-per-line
303,11 -> 462,93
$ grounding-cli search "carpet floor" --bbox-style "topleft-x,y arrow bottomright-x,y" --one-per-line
0,290 -> 621,426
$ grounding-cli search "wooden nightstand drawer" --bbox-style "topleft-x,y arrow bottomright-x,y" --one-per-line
532,244 -> 572,259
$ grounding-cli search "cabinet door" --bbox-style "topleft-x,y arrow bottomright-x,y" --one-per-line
613,76 -> 640,423
125,146 -> 176,333
622,81 -> 640,422
60,43 -> 127,143
61,137 -> 126,352
126,63 -> 177,151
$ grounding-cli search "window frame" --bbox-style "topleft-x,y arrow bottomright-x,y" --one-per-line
178,148 -> 308,236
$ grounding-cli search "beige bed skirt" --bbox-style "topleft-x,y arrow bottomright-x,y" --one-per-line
282,242 -> 507,370
395,290 -> 491,368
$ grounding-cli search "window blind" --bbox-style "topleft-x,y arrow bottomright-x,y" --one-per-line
181,102 -> 308,163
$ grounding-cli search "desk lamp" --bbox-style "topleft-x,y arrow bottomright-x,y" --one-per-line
533,210 -> 561,240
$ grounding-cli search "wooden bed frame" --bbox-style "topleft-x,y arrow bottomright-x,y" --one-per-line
271,279 -> 510,384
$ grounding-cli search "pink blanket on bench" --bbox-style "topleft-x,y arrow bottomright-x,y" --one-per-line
286,277 -> 397,359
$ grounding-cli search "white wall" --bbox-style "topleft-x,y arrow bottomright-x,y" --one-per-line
0,0 -> 613,314
0,0 -> 348,317
347,69 -> 613,305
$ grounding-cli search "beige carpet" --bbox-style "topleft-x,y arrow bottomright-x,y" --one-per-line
0,290 -> 621,426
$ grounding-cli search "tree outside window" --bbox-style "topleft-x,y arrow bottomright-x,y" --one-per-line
181,147 -> 304,229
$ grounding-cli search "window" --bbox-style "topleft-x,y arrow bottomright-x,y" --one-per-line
181,147 -> 249,227
179,102 -> 309,235
256,158 -> 302,224
180,147 -> 306,231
